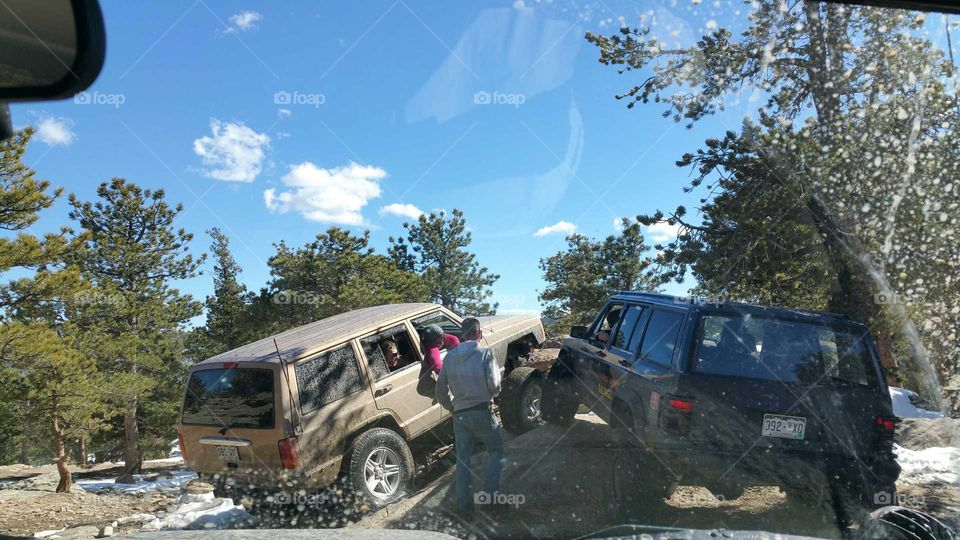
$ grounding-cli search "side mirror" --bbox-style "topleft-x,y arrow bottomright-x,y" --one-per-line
570,325 -> 588,339
0,0 -> 106,137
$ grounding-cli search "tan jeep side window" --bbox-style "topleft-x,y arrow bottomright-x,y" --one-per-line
360,325 -> 420,381
295,344 -> 364,415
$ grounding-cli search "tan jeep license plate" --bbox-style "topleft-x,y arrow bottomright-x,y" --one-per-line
216,445 -> 239,462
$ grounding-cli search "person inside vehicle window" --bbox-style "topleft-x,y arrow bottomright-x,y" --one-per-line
419,324 -> 460,378
380,339 -> 409,371
596,307 -> 622,343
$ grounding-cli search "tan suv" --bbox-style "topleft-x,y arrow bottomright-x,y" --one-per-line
177,303 -> 545,505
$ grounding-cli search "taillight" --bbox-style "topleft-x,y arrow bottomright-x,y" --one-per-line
875,415 -> 897,433
669,398 -> 695,412
661,395 -> 694,435
278,437 -> 300,469
177,432 -> 187,462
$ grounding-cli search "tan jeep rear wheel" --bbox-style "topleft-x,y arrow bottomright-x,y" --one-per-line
347,427 -> 414,506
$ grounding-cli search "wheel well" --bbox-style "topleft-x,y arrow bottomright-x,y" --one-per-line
505,332 -> 540,372
610,399 -> 634,431
337,415 -> 405,474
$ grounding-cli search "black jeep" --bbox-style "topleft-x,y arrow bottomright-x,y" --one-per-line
541,291 -> 900,526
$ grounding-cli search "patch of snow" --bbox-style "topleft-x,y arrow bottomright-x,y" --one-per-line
168,438 -> 182,459
33,528 -> 65,538
144,457 -> 184,465
76,469 -> 197,494
890,386 -> 943,419
119,491 -> 253,531
895,444 -> 960,486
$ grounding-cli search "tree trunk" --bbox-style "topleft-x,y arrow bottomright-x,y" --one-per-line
52,406 -> 71,493
79,437 -> 88,467
19,412 -> 30,465
117,402 -> 140,484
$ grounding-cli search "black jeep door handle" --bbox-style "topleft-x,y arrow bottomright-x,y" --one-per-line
619,359 -> 631,368
375,385 -> 393,397
597,351 -> 606,358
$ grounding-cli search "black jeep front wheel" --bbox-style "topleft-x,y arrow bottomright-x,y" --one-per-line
541,364 -> 579,427
499,366 -> 544,434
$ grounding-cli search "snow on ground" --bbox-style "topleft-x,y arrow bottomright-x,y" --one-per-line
107,490 -> 254,532
895,444 -> 960,486
890,386 -> 944,419
77,469 -> 197,494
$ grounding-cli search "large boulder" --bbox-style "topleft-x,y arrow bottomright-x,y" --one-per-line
896,417 -> 960,450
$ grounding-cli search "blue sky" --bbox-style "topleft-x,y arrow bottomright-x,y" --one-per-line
12,0 -> 758,320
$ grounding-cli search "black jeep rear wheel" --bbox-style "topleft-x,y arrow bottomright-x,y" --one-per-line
499,366 -> 544,434
347,427 -> 415,506
606,449 -> 676,523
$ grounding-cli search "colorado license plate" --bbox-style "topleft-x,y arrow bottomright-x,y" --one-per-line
216,445 -> 239,462
761,414 -> 806,440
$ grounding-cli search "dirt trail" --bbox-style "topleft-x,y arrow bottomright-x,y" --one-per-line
352,414 -> 848,539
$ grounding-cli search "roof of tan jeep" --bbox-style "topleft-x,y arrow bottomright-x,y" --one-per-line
195,303 -> 439,367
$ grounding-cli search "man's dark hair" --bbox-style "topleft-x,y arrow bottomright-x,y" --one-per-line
461,317 -> 481,340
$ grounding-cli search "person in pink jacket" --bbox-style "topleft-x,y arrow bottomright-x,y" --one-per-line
420,324 -> 460,378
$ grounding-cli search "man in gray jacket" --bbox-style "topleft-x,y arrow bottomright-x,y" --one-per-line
436,317 -> 503,518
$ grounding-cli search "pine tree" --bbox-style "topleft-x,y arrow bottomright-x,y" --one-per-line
389,209 -> 499,315
67,179 -> 203,483
539,220 -> 663,332
202,228 -> 252,354
587,2 -> 960,410
260,227 -> 428,331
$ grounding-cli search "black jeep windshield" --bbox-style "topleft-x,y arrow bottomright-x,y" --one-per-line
694,314 -> 879,387
181,368 -> 275,428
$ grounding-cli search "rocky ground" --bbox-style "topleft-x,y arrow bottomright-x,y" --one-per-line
0,461 -> 184,538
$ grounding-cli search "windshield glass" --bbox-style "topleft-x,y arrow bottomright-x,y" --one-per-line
1,1 -> 958,539
694,314 -> 879,386
181,368 -> 275,428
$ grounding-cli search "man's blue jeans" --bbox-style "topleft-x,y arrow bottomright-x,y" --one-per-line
452,406 -> 504,515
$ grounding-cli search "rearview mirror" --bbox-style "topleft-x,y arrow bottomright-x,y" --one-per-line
0,0 -> 105,101
570,325 -> 588,339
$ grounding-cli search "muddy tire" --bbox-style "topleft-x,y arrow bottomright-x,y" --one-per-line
499,367 -> 544,434
606,449 -> 675,523
541,366 -> 578,427
347,428 -> 414,506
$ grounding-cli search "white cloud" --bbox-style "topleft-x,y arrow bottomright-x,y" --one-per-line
193,119 -> 270,182
613,217 -> 628,231
264,162 -> 387,226
227,10 -> 262,32
380,203 -> 424,220
36,116 -> 75,146
644,221 -> 681,243
533,220 -> 577,238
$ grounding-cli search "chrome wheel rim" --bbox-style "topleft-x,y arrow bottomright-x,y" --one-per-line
363,447 -> 402,498
522,383 -> 542,423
